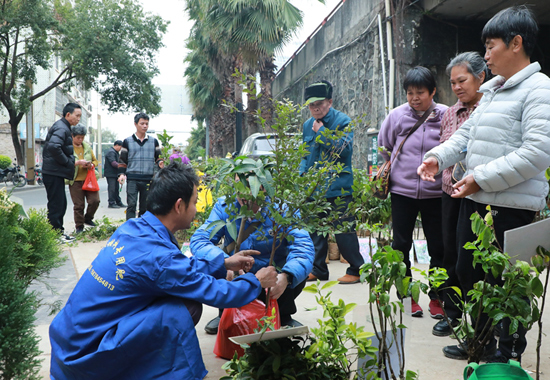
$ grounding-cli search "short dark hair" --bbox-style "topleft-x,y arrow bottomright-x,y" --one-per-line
63,103 -> 81,118
114,140 -> 123,146
403,66 -> 436,94
134,112 -> 149,124
147,162 -> 199,216
481,5 -> 538,57
446,52 -> 488,82
71,125 -> 87,136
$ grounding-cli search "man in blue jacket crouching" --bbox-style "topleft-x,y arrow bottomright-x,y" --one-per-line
49,163 -> 277,380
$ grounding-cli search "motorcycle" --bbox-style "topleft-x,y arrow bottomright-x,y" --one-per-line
26,164 -> 43,186
0,160 -> 27,187
34,165 -> 43,186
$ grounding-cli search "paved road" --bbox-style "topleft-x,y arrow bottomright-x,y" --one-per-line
4,177 -> 129,233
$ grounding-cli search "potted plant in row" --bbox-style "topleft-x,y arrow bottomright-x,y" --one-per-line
421,207 -> 546,379
221,281 -> 379,380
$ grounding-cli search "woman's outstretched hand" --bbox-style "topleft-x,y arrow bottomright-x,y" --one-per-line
417,157 -> 439,182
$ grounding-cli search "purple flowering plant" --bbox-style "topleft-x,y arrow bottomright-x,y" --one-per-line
169,152 -> 190,165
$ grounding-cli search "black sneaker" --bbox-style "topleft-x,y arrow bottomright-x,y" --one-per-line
117,203 -> 127,207
75,226 -> 84,234
59,234 -> 76,244
108,204 -> 120,208
205,316 -> 220,335
432,319 -> 459,337
84,220 -> 96,227
443,339 -> 496,361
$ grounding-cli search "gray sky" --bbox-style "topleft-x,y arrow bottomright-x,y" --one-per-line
96,0 -> 342,147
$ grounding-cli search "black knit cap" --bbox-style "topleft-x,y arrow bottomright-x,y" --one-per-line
304,80 -> 333,104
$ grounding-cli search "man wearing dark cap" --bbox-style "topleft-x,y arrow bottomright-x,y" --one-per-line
104,140 -> 126,208
299,80 -> 364,284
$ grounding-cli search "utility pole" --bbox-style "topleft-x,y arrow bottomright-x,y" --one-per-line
97,114 -> 102,177
25,80 -> 35,185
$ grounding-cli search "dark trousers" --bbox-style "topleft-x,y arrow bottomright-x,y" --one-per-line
456,198 -> 535,359
69,181 -> 101,228
43,173 -> 67,232
441,193 -> 463,319
126,179 -> 150,220
217,279 -> 307,321
391,193 -> 444,299
106,177 -> 122,206
310,195 -> 363,279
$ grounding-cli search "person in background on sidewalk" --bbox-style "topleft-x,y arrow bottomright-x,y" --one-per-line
104,140 -> 126,209
67,125 -> 100,234
191,196 -> 315,335
42,103 -> 88,243
432,52 -> 487,338
49,163 -> 278,380
378,67 -> 448,318
118,112 -> 163,220
300,80 -> 364,285
418,5 -> 550,363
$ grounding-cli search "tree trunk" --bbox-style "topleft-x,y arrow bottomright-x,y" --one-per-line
245,76 -> 259,136
259,55 -> 277,131
9,113 -> 25,165
209,107 -> 224,157
208,79 -> 235,157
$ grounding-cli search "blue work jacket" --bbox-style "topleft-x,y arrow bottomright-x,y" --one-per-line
49,212 -> 261,380
299,107 -> 354,199
190,198 -> 314,288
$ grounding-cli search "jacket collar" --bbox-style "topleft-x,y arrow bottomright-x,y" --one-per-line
407,101 -> 440,119
453,100 -> 479,113
61,117 -> 71,128
319,107 -> 335,124
141,211 -> 179,248
480,62 -> 541,93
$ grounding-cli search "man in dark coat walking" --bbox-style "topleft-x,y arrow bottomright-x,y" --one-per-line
104,140 -> 126,208
42,103 -> 87,242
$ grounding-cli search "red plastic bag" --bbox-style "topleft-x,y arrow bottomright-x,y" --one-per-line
82,168 -> 99,191
213,298 -> 280,359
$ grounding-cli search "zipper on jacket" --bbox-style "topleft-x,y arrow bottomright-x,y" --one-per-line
417,125 -> 426,199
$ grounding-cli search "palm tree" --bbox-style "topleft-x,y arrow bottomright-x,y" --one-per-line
184,0 -> 325,155
203,0 -> 325,129
185,1 -> 236,156
184,122 -> 206,160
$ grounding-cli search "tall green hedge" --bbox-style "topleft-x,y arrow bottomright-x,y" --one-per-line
0,190 -> 64,379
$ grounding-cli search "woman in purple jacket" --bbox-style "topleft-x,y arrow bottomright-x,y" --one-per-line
378,66 -> 448,318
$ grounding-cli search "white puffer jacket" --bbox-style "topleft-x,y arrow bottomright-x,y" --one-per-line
425,62 -> 550,211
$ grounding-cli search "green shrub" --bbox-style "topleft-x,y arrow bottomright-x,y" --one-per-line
0,189 -> 64,379
0,155 -> 11,169
73,215 -> 123,243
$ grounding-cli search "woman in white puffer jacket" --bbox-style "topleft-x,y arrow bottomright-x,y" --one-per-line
418,5 -> 550,364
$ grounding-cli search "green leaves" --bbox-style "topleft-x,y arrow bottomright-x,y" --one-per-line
454,207 -> 548,363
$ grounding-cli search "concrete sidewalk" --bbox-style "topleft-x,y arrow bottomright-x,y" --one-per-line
35,241 -> 549,380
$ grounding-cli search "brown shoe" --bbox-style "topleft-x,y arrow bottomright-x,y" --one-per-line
306,273 -> 318,281
337,274 -> 360,284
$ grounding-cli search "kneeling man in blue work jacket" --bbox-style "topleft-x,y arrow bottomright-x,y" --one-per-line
191,196 -> 315,335
49,163 -> 278,380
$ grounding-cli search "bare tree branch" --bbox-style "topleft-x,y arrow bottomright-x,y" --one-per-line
9,27 -> 19,91
29,66 -> 73,101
